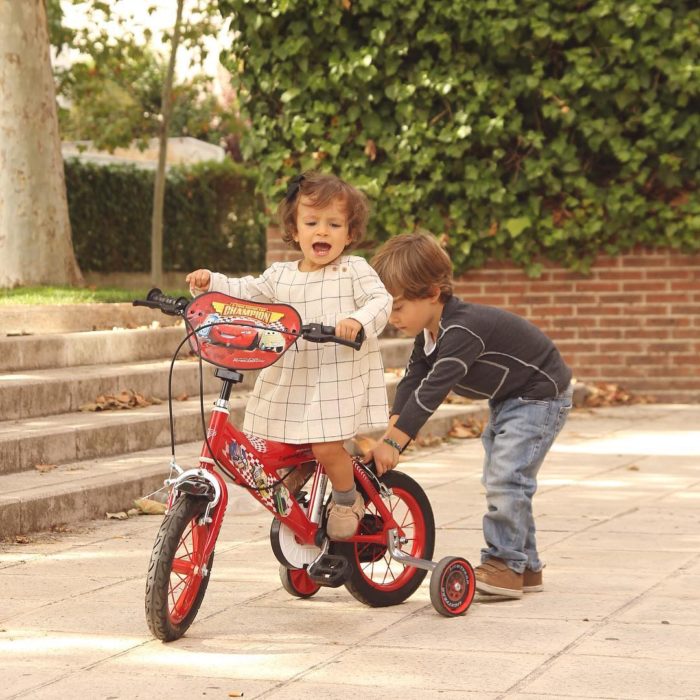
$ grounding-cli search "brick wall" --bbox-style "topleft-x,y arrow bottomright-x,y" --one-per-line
265,227 -> 699,403
453,249 -> 700,403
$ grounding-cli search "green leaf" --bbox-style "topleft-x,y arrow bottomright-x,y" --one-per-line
504,217 -> 531,237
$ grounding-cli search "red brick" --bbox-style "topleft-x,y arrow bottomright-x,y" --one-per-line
625,306 -> 668,316
598,294 -> 644,304
599,317 -> 638,327
577,306 -> 624,316
622,282 -> 668,292
573,282 -> 620,293
671,305 -> 700,315
647,269 -> 694,280
647,342 -> 692,353
596,271 -> 640,281
622,329 -> 670,339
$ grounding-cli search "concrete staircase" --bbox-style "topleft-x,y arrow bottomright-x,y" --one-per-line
0,306 -> 488,538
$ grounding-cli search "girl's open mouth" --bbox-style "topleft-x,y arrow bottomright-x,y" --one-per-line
312,242 -> 332,255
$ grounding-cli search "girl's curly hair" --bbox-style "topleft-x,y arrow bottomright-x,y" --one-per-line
276,170 -> 370,250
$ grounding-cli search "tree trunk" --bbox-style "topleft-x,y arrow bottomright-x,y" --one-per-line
151,0 -> 185,288
0,0 -> 83,288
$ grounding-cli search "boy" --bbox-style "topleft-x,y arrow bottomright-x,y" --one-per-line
370,232 -> 573,598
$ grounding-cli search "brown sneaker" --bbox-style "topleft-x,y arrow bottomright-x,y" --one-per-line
281,462 -> 316,495
474,558 -> 523,598
523,567 -> 544,592
326,492 -> 365,540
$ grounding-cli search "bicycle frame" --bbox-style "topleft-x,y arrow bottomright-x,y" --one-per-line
165,370 -> 408,574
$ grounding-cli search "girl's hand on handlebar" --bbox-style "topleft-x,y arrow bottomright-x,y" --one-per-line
335,318 -> 363,342
186,269 -> 211,296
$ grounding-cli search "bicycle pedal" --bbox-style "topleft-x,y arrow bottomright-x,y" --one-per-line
306,553 -> 350,588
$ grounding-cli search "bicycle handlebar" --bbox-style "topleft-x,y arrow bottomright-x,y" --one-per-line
300,323 -> 365,350
132,289 -> 365,349
132,288 -> 188,316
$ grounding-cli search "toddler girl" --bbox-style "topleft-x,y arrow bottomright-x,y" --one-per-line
186,171 -> 392,539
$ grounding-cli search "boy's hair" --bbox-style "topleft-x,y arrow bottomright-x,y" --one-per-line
276,170 -> 370,250
371,232 -> 453,302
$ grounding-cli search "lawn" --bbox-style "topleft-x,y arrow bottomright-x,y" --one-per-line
0,286 -> 188,305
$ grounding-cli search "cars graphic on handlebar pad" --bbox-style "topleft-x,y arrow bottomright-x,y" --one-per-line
199,314 -> 259,350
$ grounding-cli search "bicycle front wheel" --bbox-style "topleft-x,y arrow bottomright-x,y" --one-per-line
145,495 -> 214,641
339,470 -> 435,607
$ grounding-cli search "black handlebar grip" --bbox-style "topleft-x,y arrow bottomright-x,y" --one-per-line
302,323 -> 365,350
132,288 -> 188,316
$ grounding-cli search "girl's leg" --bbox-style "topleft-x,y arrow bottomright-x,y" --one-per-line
312,441 -> 364,540
312,441 -> 354,491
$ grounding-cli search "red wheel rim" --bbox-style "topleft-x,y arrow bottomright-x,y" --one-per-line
168,516 -> 208,624
289,569 -> 320,595
441,560 -> 475,614
354,486 -> 427,592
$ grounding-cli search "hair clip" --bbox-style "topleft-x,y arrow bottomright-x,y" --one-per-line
285,174 -> 305,202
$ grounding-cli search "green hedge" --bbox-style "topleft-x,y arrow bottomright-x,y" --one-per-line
219,0 -> 699,275
64,159 -> 266,273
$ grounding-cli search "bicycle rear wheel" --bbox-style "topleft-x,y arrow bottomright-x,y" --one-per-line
338,470 -> 435,607
145,495 -> 214,641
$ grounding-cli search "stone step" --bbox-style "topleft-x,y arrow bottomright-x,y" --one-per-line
0,358 -> 250,421
0,373 -> 405,477
1,321 -> 413,374
0,302 -> 183,336
0,337 -> 412,420
0,401 -> 488,538
0,392 -> 243,477
0,326 -> 188,372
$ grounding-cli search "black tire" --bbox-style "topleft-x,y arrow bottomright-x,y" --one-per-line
145,495 -> 214,641
279,564 -> 321,598
337,470 -> 435,607
429,556 -> 475,617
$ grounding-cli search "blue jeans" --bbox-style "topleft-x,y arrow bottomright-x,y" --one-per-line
480,384 -> 573,574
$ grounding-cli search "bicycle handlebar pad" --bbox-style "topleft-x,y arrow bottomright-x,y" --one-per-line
133,289 -> 365,350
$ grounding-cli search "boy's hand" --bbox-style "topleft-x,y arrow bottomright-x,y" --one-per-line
185,269 -> 211,296
335,318 -> 362,342
370,440 -> 400,476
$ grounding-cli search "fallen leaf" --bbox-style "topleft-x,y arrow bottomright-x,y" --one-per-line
35,463 -> 57,473
106,511 -> 129,520
627,465 -> 640,471
134,498 -> 167,515
176,393 -> 189,402
14,535 -> 31,544
80,389 -> 163,412
415,434 -> 443,447
581,382 -> 652,408
448,417 -> 486,439
364,138 -> 377,161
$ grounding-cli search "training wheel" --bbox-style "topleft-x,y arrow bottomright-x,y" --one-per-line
279,564 -> 321,599
429,556 -> 475,617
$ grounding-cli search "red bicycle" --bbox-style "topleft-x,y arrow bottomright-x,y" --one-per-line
133,289 -> 475,642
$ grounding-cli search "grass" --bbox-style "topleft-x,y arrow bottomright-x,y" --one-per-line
0,286 -> 188,305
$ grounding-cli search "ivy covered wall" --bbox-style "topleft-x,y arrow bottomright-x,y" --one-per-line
219,0 -> 699,275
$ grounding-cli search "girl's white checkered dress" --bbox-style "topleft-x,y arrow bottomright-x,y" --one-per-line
208,255 -> 392,444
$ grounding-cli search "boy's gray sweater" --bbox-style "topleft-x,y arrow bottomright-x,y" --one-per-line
392,296 -> 573,438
